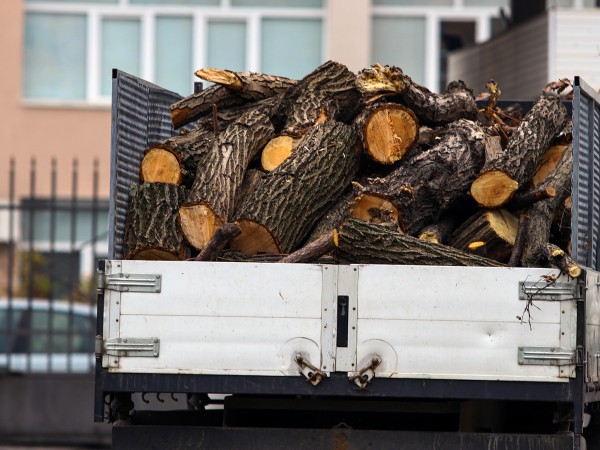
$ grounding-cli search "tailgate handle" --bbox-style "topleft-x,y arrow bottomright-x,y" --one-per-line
337,295 -> 349,348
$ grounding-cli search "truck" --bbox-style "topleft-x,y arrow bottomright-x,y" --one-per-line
94,69 -> 600,449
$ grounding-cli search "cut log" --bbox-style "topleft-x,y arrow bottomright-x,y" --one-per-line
179,110 -> 275,250
506,185 -> 556,212
141,127 -> 215,186
336,218 -> 504,267
356,64 -> 478,125
356,119 -> 486,235
194,69 -> 296,101
124,182 -> 186,260
418,214 -> 459,245
230,120 -> 360,255
521,145 -> 573,268
449,208 -> 519,263
260,135 -> 299,171
531,144 -> 570,187
276,60 -> 363,138
355,102 -> 419,165
195,95 -> 282,133
470,91 -> 569,208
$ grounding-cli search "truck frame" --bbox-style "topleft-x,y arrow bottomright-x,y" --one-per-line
94,70 -> 600,449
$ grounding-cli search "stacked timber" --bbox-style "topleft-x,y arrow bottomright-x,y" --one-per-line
123,61 -> 579,276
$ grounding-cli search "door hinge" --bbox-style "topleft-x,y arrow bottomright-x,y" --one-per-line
97,270 -> 162,293
519,280 -> 582,302
518,346 -> 576,366
96,336 -> 160,357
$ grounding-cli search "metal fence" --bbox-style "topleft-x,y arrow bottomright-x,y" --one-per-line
0,158 -> 109,374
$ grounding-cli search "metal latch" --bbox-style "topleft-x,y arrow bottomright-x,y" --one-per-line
96,337 -> 160,357
295,354 -> 326,386
349,355 -> 382,388
519,281 -> 582,302
97,270 -> 162,293
518,346 -> 575,366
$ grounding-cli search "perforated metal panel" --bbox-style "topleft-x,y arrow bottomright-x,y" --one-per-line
108,70 -> 184,259
572,77 -> 600,271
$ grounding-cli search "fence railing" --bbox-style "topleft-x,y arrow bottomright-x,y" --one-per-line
1,158 -> 109,374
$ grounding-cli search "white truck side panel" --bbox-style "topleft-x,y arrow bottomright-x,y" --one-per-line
102,261 -> 576,382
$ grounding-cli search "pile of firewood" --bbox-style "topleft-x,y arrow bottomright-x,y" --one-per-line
124,60 -> 579,276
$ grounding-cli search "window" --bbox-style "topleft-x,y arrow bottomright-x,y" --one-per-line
23,0 -> 325,102
371,2 -> 506,91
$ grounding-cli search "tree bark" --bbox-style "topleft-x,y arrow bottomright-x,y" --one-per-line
449,208 -> 519,263
356,119 -> 486,235
195,69 -> 296,101
354,102 -> 419,165
470,93 -> 569,208
124,182 -> 186,260
356,64 -> 478,125
521,145 -> 573,268
276,60 -> 363,138
179,110 -> 275,250
231,120 -> 360,255
307,191 -> 355,242
280,232 -> 337,264
336,218 -> 504,267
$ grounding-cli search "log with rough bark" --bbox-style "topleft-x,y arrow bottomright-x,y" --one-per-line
179,110 -> 275,250
170,71 -> 292,129
336,218 -> 505,267
195,69 -> 296,102
531,144 -> 570,187
354,102 -> 419,165
195,95 -> 282,133
470,91 -> 569,208
418,213 -> 460,245
230,120 -> 360,255
276,60 -> 363,138
140,127 -> 214,186
306,191 -> 356,242
192,223 -> 242,262
124,182 -> 186,260
356,64 -> 478,125
449,208 -> 519,263
354,119 -> 486,235
521,145 -> 573,269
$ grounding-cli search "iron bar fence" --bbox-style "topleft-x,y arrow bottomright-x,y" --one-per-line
0,157 -> 109,374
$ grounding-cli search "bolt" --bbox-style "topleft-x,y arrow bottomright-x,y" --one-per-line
123,338 -> 127,343
125,273 -> 129,278
156,275 -> 161,279
154,352 -> 158,357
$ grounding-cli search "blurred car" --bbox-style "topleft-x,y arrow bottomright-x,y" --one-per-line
0,298 -> 96,373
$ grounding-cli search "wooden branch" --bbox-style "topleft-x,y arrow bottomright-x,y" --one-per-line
508,213 -> 529,267
193,223 -> 241,262
506,185 -> 556,211
280,231 -> 337,264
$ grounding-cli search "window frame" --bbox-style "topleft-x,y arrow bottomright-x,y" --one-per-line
23,1 -> 326,106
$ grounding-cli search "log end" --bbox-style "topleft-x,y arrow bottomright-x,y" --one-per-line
487,208 -> 519,246
532,144 -> 570,187
470,170 -> 519,208
357,64 -> 406,95
419,231 -> 441,244
229,219 -> 281,256
350,193 -> 401,230
170,107 -> 190,130
261,136 -> 296,171
178,203 -> 224,251
195,68 -> 243,90
364,105 -> 419,165
141,148 -> 182,185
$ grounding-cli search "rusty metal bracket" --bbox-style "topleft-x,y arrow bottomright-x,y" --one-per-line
295,354 -> 326,386
349,355 -> 382,389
